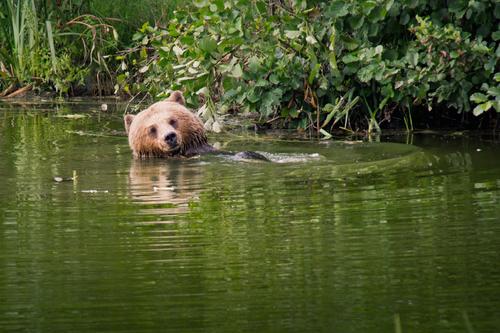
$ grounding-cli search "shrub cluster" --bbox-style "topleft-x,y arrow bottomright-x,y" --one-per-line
118,0 -> 499,132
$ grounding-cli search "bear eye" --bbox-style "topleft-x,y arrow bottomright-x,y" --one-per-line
169,119 -> 177,128
148,126 -> 157,136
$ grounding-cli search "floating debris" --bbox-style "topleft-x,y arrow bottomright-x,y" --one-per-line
55,114 -> 87,119
153,186 -> 176,192
53,170 -> 77,183
65,130 -> 107,137
53,176 -> 73,182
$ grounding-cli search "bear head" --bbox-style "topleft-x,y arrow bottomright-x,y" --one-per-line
124,91 -> 208,158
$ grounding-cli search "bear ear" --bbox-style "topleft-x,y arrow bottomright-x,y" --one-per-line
167,90 -> 185,105
124,114 -> 135,134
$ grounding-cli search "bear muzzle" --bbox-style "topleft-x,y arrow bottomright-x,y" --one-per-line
164,132 -> 178,148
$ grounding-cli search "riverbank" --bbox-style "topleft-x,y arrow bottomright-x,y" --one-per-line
1,1 -> 499,135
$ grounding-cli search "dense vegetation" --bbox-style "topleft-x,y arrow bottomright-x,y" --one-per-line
1,0 -> 499,133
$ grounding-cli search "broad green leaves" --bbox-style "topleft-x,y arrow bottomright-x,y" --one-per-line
117,0 -> 500,133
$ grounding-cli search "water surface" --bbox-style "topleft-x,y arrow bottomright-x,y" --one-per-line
1,101 -> 499,332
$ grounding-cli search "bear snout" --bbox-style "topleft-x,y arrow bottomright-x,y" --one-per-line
164,132 -> 177,147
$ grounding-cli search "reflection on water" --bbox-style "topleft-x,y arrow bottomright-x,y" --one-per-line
128,159 -> 203,215
0,103 -> 500,333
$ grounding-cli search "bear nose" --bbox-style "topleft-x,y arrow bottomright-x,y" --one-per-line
164,132 -> 177,146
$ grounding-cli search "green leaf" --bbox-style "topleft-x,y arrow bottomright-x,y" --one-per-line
321,105 -> 339,128
348,16 -> 365,30
473,101 -> 493,116
193,0 -> 208,8
323,103 -> 335,113
308,63 -> 321,84
341,35 -> 359,50
361,0 -> 377,15
269,74 -> 280,85
368,7 -> 387,22
487,86 -> 500,97
327,1 -> 349,17
358,66 -> 374,82
492,31 -> 500,41
400,12 -> 410,25
470,93 -> 488,103
230,64 -> 243,78
246,88 -> 260,103
494,101 -> 500,113
406,50 -> 419,67
342,53 -> 359,64
329,52 -> 338,70
255,79 -> 268,87
199,37 -> 217,54
248,56 -> 261,73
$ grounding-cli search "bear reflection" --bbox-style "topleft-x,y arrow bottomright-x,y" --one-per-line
128,159 -> 202,214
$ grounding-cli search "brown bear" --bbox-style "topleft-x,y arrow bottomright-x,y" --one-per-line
124,91 -> 268,160
124,91 -> 216,158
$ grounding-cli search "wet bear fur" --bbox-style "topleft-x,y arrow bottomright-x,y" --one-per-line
124,91 -> 268,161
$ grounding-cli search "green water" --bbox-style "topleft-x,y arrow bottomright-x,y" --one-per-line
1,101 -> 499,332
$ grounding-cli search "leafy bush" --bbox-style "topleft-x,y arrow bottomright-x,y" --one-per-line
0,0 -> 118,95
118,0 -> 499,132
